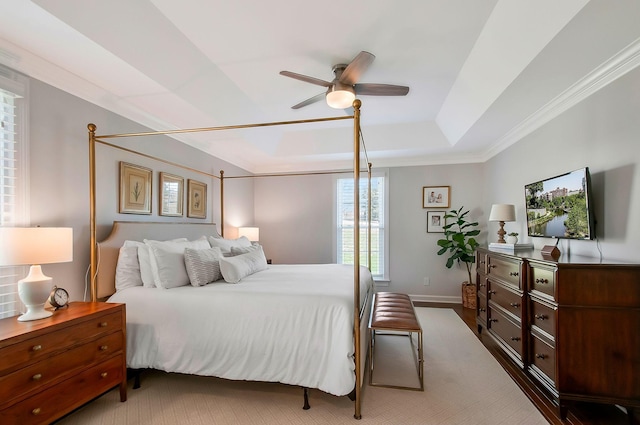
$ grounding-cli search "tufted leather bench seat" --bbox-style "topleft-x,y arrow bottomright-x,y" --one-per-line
368,292 -> 424,391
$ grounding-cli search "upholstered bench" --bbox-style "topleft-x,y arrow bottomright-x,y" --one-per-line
368,292 -> 424,391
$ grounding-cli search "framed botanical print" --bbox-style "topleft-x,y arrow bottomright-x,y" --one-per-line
159,172 -> 184,216
119,162 -> 152,214
423,186 -> 450,208
187,179 -> 207,219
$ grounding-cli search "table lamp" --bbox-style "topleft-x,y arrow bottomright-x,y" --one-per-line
489,204 -> 516,244
0,227 -> 73,321
238,226 -> 260,242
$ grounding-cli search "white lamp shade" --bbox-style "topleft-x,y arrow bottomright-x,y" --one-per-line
0,227 -> 73,266
489,204 -> 516,222
326,83 -> 355,109
238,226 -> 259,242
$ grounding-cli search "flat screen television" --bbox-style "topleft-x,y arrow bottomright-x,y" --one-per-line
525,167 -> 595,240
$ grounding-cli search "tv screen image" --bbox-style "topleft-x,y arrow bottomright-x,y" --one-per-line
525,167 -> 595,240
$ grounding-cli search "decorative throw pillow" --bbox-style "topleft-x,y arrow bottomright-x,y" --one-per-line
229,244 -> 261,256
207,235 -> 251,254
129,238 -> 187,288
184,247 -> 223,286
219,245 -> 268,284
115,245 -> 143,290
145,237 -> 211,289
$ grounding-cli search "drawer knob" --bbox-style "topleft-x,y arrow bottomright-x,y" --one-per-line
535,278 -> 549,284
510,303 -> 521,308
479,283 -> 486,288
535,354 -> 547,359
32,373 -> 42,381
479,260 -> 486,264
489,264 -> 497,269
489,318 -> 498,323
32,408 -> 41,415
479,308 -> 486,312
31,344 -> 42,352
100,345 -> 109,351
510,337 -> 521,341
488,290 -> 497,295
99,322 -> 108,327
509,272 -> 519,277
534,314 -> 548,320
101,372 -> 108,378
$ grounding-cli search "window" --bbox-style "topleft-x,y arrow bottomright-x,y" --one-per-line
336,170 -> 389,281
0,66 -> 29,319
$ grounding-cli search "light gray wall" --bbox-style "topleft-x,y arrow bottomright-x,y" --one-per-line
27,79 -> 254,302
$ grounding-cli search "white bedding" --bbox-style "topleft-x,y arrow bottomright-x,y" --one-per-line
108,264 -> 373,396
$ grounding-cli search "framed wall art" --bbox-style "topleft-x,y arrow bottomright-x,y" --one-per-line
187,179 -> 207,219
427,211 -> 446,233
423,186 -> 450,208
159,172 -> 184,216
119,162 -> 152,214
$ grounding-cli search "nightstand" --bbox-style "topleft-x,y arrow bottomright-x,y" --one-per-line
0,302 -> 126,425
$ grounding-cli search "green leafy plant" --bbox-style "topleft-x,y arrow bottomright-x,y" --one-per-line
508,232 -> 518,237
436,206 -> 480,284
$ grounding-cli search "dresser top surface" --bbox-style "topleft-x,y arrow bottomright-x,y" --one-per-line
479,247 -> 640,267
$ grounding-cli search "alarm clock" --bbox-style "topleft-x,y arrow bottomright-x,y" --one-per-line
49,285 -> 70,310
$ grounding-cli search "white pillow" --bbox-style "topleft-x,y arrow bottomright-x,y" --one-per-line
229,244 -> 261,256
219,245 -> 268,284
127,238 -> 187,288
207,235 -> 251,254
145,238 -> 210,289
115,245 -> 143,290
184,247 -> 223,286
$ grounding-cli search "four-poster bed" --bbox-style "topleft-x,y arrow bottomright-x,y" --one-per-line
87,100 -> 374,419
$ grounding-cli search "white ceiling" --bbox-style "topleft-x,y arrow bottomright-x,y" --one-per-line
1,0 -> 640,174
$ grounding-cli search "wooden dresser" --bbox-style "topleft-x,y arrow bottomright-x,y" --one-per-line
0,302 -> 126,425
476,247 -> 640,421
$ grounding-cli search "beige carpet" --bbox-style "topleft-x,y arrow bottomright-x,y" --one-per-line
56,308 -> 549,425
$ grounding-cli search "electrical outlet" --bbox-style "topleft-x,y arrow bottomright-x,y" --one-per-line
423,277 -> 430,286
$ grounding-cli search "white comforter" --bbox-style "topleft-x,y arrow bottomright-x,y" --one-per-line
108,264 -> 373,396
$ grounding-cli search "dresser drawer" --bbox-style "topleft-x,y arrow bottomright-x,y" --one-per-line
529,299 -> 556,339
0,311 -> 122,374
530,265 -> 556,300
488,280 -> 522,321
0,331 -> 123,405
487,255 -> 521,288
477,292 -> 488,323
476,251 -> 487,274
530,333 -> 556,385
2,354 -> 124,425
489,309 -> 523,360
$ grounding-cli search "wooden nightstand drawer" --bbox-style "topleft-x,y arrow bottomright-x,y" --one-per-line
0,331 -> 123,404
0,310 -> 122,375
2,354 -> 124,425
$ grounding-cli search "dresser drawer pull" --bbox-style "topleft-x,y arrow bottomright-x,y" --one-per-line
101,372 -> 108,378
489,265 -> 497,269
479,260 -> 486,265
534,314 -> 548,320
489,318 -> 498,323
32,373 -> 42,381
488,290 -> 497,295
535,278 -> 549,284
509,272 -> 519,277
479,283 -> 486,288
31,344 -> 42,352
510,337 -> 521,341
535,354 -> 548,359
510,302 -> 521,308
479,308 -> 486,312
100,345 -> 109,351
32,408 -> 41,416
99,321 -> 108,327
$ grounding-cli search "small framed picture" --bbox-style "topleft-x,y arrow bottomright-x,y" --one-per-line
187,179 -> 207,219
427,211 -> 446,233
159,172 -> 184,217
423,186 -> 450,208
119,162 -> 152,215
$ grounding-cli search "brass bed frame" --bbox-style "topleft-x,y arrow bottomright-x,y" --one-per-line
87,99 -> 372,419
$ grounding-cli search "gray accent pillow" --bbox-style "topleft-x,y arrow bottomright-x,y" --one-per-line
184,246 -> 223,286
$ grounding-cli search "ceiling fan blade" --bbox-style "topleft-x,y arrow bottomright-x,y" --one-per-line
280,71 -> 332,88
340,51 -> 375,85
354,83 -> 410,96
291,92 -> 326,109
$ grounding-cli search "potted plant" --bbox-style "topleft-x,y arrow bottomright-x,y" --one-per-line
436,207 -> 480,308
507,232 -> 518,244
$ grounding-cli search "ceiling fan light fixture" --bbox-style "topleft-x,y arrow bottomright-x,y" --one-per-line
326,83 -> 355,109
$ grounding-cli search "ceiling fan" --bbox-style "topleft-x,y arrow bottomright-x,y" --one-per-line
280,51 -> 410,109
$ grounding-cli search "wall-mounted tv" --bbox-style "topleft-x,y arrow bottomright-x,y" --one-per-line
525,167 -> 595,240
